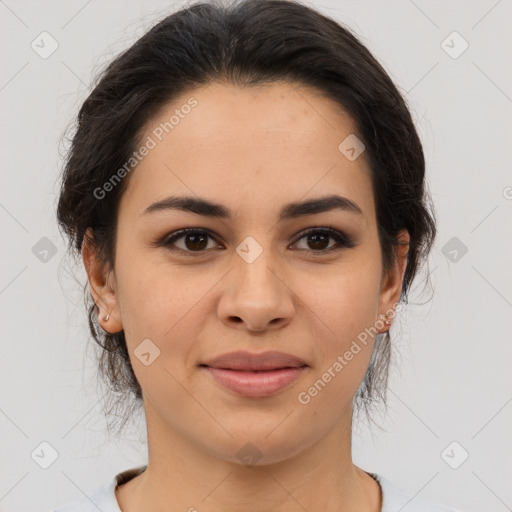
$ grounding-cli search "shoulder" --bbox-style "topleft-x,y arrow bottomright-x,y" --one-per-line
372,473 -> 460,512
52,465 -> 147,512
52,479 -> 118,512
53,467 -> 461,512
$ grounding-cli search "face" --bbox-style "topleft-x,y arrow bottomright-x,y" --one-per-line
83,81 -> 408,465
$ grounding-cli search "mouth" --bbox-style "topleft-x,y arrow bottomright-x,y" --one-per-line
199,365 -> 308,398
199,350 -> 309,398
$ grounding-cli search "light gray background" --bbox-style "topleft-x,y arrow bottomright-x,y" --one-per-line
1,1 -> 511,511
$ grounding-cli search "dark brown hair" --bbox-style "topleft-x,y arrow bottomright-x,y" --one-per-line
56,0 -> 436,434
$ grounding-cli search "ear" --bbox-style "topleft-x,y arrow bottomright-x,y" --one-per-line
81,228 -> 123,334
376,229 -> 410,333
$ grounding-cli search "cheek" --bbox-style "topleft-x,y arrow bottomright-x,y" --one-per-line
114,249 -> 216,359
114,264 -> 214,408
118,272 -> 197,333
314,261 -> 382,339
304,256 -> 382,395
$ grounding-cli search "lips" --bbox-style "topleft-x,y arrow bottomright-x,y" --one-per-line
199,350 -> 309,398
200,350 -> 308,371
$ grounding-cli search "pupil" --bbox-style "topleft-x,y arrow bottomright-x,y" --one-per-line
308,233 -> 329,250
186,233 -> 207,251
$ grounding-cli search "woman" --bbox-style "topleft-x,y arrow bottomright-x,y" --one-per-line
54,0 -> 458,510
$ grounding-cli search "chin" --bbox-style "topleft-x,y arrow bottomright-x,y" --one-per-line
196,425 -> 318,468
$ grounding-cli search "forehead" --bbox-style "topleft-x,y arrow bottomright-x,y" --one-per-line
119,81 -> 375,224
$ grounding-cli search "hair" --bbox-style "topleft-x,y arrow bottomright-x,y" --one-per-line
56,0 -> 436,435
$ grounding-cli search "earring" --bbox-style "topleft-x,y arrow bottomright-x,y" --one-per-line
104,312 -> 110,322
385,312 -> 392,325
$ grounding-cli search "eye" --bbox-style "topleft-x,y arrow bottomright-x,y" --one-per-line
159,226 -> 355,256
291,227 -> 355,253
162,228 -> 222,256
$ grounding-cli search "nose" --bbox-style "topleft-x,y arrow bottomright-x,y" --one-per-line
217,252 -> 295,333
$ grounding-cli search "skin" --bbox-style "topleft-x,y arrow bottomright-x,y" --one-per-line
82,80 -> 409,512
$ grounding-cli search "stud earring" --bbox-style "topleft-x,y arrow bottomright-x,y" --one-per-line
385,312 -> 392,325
104,312 -> 110,322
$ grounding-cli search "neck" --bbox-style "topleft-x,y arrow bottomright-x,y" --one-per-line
116,402 -> 382,512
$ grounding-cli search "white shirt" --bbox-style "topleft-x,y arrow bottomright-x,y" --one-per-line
53,465 -> 459,512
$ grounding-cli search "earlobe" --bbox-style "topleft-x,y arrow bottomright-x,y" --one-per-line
81,228 -> 123,334
377,229 -> 410,333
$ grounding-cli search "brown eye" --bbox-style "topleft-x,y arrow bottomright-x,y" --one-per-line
292,228 -> 354,253
163,229 -> 220,255
160,226 -> 354,257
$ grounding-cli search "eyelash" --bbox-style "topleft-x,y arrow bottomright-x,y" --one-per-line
159,226 -> 355,257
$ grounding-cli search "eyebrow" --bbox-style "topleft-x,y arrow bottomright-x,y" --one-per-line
141,194 -> 364,221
